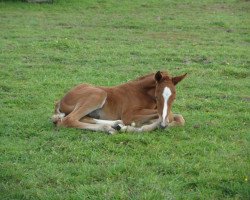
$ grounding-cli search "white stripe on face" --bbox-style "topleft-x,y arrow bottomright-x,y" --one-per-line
162,87 -> 172,126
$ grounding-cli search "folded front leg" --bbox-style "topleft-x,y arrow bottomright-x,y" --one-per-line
121,118 -> 161,133
168,114 -> 185,127
122,109 -> 158,127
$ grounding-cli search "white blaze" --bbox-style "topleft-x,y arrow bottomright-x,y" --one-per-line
162,87 -> 172,126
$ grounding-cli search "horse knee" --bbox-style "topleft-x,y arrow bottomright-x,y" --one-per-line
121,117 -> 132,126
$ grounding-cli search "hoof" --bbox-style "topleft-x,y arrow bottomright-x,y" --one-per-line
112,124 -> 122,131
51,113 -> 65,124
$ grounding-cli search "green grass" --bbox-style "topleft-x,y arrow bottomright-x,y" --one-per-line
0,0 -> 249,199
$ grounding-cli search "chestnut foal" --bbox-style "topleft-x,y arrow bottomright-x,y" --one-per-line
52,71 -> 186,134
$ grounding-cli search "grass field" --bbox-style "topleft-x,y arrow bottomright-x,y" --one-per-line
0,0 -> 249,199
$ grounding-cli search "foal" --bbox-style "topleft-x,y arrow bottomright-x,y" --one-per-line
52,71 -> 186,134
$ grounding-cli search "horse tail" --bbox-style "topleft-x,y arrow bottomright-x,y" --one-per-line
51,100 -> 65,125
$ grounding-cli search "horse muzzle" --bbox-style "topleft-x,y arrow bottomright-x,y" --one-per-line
160,122 -> 168,129
159,117 -> 170,129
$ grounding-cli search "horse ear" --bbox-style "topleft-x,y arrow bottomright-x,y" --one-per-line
172,73 -> 187,85
155,71 -> 162,82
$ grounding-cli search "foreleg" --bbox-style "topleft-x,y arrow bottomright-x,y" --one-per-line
122,109 -> 158,127
121,119 -> 161,133
80,116 -> 124,131
168,114 -> 185,127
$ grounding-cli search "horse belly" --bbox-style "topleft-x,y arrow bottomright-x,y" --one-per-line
87,103 -> 120,120
87,109 -> 101,119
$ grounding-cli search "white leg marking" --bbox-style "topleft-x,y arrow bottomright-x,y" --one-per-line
121,119 -> 161,133
93,119 -> 123,126
162,87 -> 172,126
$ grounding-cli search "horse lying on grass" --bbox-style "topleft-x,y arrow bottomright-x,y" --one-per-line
52,71 -> 187,134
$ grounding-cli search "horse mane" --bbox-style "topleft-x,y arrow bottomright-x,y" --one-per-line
132,71 -> 171,82
117,71 -> 171,89
134,73 -> 155,81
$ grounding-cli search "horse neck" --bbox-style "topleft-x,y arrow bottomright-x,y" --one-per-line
131,75 -> 156,98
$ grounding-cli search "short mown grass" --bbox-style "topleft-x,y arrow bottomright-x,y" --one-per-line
0,0 -> 249,199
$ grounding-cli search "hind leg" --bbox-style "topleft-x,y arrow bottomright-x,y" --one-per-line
57,92 -> 117,134
122,109 -> 158,127
80,117 -> 124,131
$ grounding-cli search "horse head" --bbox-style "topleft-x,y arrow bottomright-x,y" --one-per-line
154,71 -> 187,128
